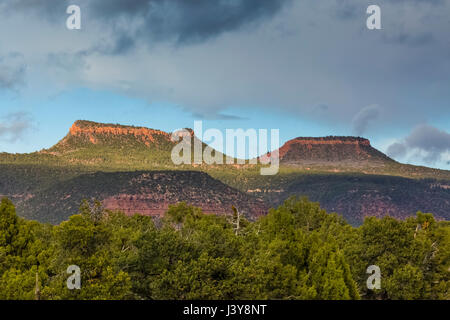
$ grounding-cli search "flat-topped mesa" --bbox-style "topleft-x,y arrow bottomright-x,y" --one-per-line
276,136 -> 392,164
43,120 -> 176,154
69,120 -> 171,144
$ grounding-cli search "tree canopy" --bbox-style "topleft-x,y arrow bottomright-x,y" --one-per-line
0,196 -> 448,300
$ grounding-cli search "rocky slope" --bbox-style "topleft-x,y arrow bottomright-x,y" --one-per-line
18,171 -> 268,224
267,174 -> 450,225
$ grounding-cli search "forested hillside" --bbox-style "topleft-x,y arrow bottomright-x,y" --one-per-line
18,171 -> 268,224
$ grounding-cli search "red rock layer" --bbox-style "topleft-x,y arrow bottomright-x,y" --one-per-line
69,121 -> 171,144
102,194 -> 268,219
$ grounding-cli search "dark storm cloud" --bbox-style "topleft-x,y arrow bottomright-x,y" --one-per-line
0,112 -> 33,142
387,125 -> 450,163
2,0 -> 289,53
94,0 -> 289,53
93,0 -> 286,39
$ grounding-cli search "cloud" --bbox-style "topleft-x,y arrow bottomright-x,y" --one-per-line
47,51 -> 90,72
0,0 -> 449,127
352,105 -> 380,136
191,112 -> 248,121
386,124 -> 450,164
386,142 -> 407,158
3,0 -> 289,54
0,112 -> 33,142
95,0 -> 288,49
0,53 -> 26,91
0,0 -> 67,17
405,125 -> 450,162
382,32 -> 434,47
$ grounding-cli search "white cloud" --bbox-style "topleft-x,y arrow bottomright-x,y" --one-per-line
386,124 -> 450,169
0,112 -> 33,142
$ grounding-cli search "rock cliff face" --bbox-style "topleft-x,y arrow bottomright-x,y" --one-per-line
58,120 -> 173,148
69,120 -> 171,144
102,193 -> 266,218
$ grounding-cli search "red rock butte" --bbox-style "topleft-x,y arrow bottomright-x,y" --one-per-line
69,120 -> 171,143
272,136 -> 392,164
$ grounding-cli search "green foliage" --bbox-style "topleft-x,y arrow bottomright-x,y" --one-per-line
239,197 -> 359,300
0,197 -> 448,300
0,198 -> 20,256
342,212 -> 450,300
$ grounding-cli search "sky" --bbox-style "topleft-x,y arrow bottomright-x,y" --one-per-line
0,0 -> 449,169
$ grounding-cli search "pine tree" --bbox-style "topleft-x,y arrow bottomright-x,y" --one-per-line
0,198 -> 20,255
